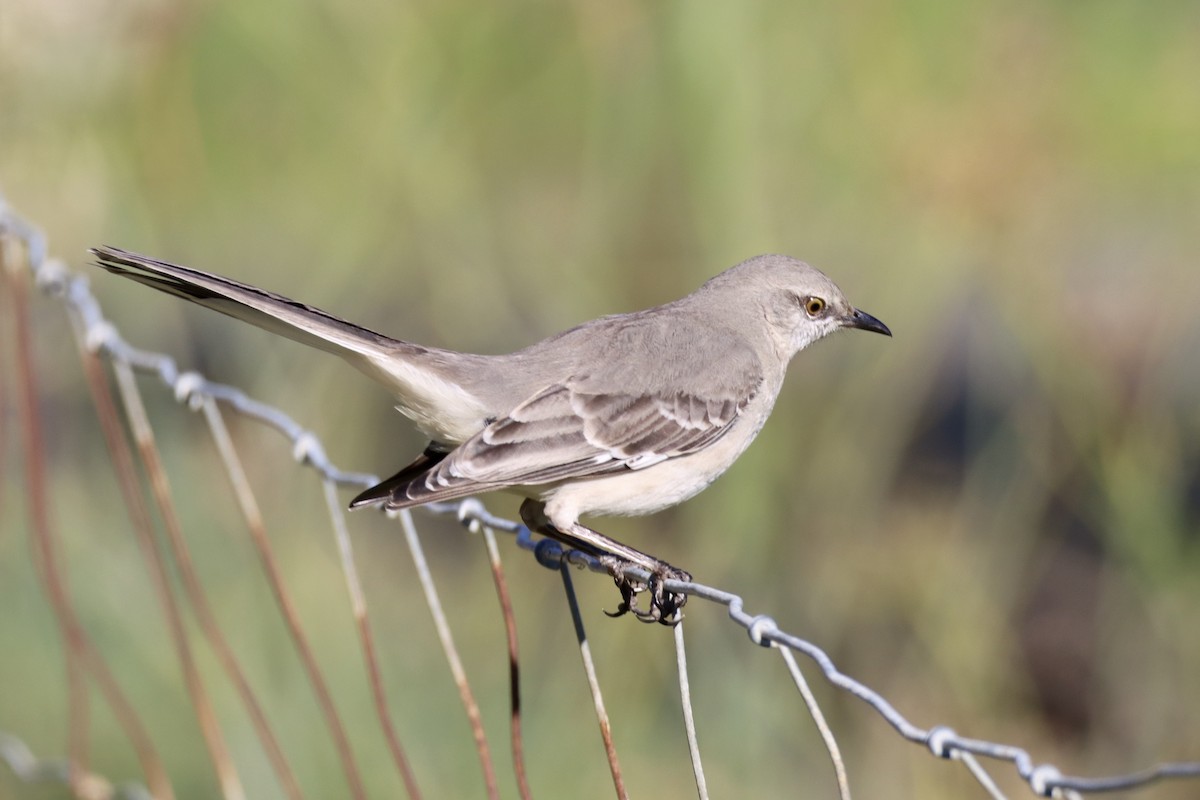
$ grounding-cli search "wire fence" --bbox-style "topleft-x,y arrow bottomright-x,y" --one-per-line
2,195 -> 1199,799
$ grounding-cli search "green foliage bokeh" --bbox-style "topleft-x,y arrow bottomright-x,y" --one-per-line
2,2 -> 1198,798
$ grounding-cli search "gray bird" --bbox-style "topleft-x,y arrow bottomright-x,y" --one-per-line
92,247 -> 890,621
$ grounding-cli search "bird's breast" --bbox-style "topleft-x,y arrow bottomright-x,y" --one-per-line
539,413 -> 766,522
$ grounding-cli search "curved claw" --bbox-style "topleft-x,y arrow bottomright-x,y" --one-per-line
647,577 -> 687,626
603,577 -> 640,619
600,559 -> 691,626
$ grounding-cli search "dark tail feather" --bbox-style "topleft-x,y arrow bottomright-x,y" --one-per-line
91,245 -> 400,360
350,445 -> 450,508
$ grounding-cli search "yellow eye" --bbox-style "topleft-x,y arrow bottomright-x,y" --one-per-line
804,296 -> 827,317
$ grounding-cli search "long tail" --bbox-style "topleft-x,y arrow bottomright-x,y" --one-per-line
91,245 -> 399,361
91,245 -> 494,444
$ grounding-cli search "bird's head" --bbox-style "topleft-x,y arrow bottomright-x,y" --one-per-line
701,254 -> 891,359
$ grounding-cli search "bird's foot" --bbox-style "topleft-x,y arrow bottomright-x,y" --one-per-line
518,500 -> 693,625
600,556 -> 692,626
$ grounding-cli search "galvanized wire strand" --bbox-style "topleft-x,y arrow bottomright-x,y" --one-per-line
466,509 -> 533,800
956,750 -> 1008,800
778,645 -> 850,800
393,508 -> 501,800
4,198 -> 1200,799
558,555 -> 628,800
193,389 -> 365,800
110,360 -> 247,800
673,622 -> 709,800
0,732 -> 154,800
319,476 -> 423,800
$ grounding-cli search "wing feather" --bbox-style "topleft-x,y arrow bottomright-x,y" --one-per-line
380,374 -> 761,510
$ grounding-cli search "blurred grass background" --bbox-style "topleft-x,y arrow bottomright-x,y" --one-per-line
2,0 -> 1199,797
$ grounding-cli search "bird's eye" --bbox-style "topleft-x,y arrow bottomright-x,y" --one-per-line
803,296 -> 827,317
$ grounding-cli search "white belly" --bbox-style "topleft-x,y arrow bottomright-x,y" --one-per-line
538,413 -> 764,524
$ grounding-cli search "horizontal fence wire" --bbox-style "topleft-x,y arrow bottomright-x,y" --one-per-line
2,195 -> 1200,799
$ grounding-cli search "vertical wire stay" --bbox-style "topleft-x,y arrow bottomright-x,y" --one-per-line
7,238 -> 90,797
4,239 -> 175,800
197,397 -> 367,800
955,750 -> 1007,800
81,329 -> 280,798
110,359 -> 247,800
4,201 -> 1200,799
777,647 -> 850,800
471,509 -> 533,800
395,508 -> 500,800
0,253 -> 9,530
558,561 -> 627,800
73,340 -> 186,792
673,623 -> 709,800
82,327 -> 299,798
318,476 -> 423,800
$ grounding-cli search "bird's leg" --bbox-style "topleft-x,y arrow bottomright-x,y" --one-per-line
519,499 -> 691,625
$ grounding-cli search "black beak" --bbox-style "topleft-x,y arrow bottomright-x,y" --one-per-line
843,307 -> 892,337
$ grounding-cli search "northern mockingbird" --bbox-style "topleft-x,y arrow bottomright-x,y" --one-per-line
92,246 -> 890,621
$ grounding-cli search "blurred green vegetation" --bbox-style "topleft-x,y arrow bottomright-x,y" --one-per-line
2,1 -> 1199,798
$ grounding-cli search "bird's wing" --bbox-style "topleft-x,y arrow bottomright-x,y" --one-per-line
359,369 -> 763,509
